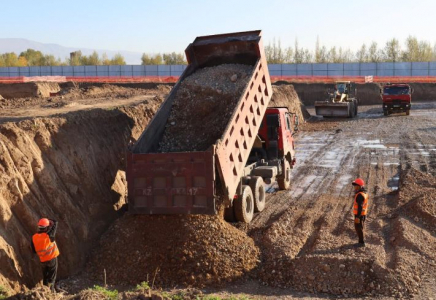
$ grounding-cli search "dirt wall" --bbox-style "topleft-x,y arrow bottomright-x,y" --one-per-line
0,100 -> 160,292
281,82 -> 436,106
0,83 -> 61,99
269,85 -> 310,120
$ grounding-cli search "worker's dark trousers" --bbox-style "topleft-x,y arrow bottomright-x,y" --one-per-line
42,257 -> 58,289
354,216 -> 366,243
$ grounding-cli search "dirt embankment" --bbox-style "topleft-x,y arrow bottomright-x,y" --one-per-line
0,82 -> 60,99
269,85 -> 310,121
287,82 -> 381,106
0,82 -> 172,111
0,99 -> 162,292
284,82 -> 436,106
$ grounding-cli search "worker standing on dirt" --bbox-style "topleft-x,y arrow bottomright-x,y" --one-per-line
352,178 -> 368,247
31,218 -> 60,290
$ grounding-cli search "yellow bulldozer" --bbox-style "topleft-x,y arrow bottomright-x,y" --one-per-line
314,81 -> 358,118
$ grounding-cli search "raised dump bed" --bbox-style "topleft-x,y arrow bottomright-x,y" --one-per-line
127,30 -> 272,215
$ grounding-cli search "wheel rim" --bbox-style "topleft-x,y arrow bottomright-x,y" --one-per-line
246,194 -> 253,214
258,186 -> 265,203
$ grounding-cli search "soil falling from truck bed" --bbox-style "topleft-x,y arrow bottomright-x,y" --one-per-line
87,214 -> 259,288
159,64 -> 253,152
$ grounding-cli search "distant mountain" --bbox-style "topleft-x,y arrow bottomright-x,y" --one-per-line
0,38 -> 142,64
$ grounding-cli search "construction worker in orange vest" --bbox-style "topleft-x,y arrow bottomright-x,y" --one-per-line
31,218 -> 60,290
352,178 -> 368,247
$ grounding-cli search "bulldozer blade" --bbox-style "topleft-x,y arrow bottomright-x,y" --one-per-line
314,102 -> 351,117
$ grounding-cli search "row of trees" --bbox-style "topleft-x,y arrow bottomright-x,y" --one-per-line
0,49 -> 187,67
266,36 -> 436,64
141,52 -> 186,65
0,49 -> 126,67
1,36 -> 435,67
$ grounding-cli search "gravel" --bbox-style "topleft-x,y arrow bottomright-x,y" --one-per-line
159,64 -> 253,152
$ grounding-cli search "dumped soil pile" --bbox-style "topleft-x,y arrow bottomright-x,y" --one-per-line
269,85 -> 310,121
399,167 -> 436,229
0,82 -> 60,100
159,64 -> 252,152
87,214 -> 259,288
0,100 -> 161,292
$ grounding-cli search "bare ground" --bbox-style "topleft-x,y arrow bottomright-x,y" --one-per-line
1,82 -> 435,299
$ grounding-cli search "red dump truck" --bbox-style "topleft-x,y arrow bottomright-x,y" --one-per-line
381,83 -> 413,116
126,30 -> 298,223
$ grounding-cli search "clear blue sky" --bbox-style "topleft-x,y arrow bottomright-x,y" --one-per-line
1,0 -> 435,53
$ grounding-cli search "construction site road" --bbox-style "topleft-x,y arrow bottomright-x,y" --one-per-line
232,102 -> 436,299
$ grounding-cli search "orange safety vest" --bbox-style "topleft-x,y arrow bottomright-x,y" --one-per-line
32,233 -> 60,263
353,191 -> 368,216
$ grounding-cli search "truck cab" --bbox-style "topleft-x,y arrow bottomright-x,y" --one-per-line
381,83 -> 412,116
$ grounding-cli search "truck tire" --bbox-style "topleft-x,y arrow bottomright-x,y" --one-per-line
349,102 -> 356,118
234,185 -> 254,223
406,109 -> 410,116
250,176 -> 266,212
383,109 -> 388,116
278,159 -> 291,190
354,100 -> 358,116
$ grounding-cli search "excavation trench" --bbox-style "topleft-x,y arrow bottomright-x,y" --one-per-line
0,100 -> 161,292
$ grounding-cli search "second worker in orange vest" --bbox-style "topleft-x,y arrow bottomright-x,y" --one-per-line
352,178 -> 368,247
31,218 -> 60,290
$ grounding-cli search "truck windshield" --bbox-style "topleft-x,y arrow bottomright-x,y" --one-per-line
336,84 -> 346,93
384,86 -> 410,95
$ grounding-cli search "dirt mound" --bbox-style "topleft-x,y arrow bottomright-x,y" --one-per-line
0,100 -> 161,292
399,168 -> 436,233
159,64 -> 253,152
269,85 -> 310,121
87,214 -> 259,288
0,82 -> 60,99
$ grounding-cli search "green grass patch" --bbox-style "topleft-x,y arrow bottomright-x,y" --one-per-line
0,285 -> 8,300
90,285 -> 118,300
135,281 -> 151,292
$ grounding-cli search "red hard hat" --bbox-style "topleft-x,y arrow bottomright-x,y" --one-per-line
352,178 -> 365,187
38,218 -> 50,227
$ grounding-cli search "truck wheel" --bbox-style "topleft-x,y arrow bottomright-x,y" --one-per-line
406,109 -> 410,116
348,102 -> 355,118
234,185 -> 254,223
278,159 -> 291,190
250,176 -> 266,212
383,109 -> 388,116
354,100 -> 358,116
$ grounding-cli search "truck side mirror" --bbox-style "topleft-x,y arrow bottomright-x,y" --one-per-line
293,114 -> 299,132
379,88 -> 382,94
